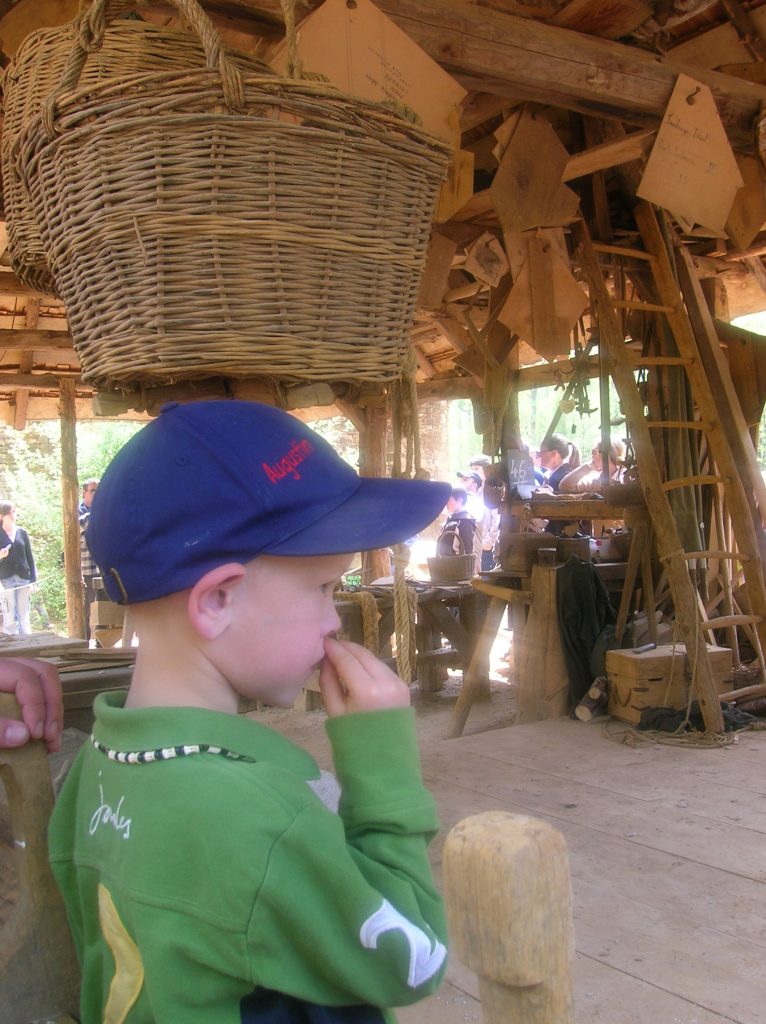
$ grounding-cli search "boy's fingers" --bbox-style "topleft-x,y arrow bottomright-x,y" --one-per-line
318,655 -> 346,716
322,637 -> 375,685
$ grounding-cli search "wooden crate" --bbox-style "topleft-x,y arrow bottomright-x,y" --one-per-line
90,600 -> 125,628
606,643 -> 733,724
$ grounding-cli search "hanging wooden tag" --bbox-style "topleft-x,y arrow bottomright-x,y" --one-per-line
726,153 -> 766,251
498,237 -> 587,360
269,0 -> 466,143
490,106 -> 580,235
464,231 -> 509,288
637,73 -> 744,233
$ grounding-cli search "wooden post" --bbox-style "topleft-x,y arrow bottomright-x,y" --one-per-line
516,565 -> 570,724
59,378 -> 85,639
443,811 -> 574,1024
359,402 -> 390,585
0,693 -> 80,1023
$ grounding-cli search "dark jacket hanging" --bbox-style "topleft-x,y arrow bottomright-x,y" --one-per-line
556,556 -> 616,709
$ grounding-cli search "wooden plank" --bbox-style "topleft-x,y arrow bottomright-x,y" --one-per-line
550,0 -> 651,39
564,128 -> 655,180
0,330 -> 71,350
0,271 -> 57,298
450,129 -> 656,224
417,232 -> 459,309
510,498 -> 628,518
726,153 -> 766,250
491,106 -> 580,234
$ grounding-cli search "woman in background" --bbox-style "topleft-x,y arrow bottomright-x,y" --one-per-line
539,433 -> 581,493
559,439 -> 626,494
0,500 -> 37,636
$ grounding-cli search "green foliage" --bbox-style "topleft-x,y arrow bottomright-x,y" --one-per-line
448,380 -> 626,469
307,415 -> 360,469
0,419 -> 142,631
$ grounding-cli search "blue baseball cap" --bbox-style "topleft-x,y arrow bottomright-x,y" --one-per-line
88,400 -> 451,604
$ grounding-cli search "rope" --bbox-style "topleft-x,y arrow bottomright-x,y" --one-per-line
390,347 -> 426,481
338,590 -> 379,656
392,543 -> 417,683
389,346 -> 423,684
601,718 -> 744,748
279,0 -> 303,80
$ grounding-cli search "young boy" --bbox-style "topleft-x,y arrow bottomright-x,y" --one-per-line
49,400 -> 452,1024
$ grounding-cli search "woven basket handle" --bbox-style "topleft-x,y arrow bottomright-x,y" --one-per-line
42,0 -> 245,136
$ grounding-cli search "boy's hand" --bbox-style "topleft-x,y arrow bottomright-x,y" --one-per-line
319,637 -> 410,717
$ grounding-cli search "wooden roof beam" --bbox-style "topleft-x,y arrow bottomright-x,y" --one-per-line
368,0 -> 766,151
0,271 -> 57,298
0,329 -> 72,349
194,0 -> 766,149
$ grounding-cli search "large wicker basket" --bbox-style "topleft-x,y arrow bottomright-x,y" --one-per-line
2,15 -> 271,298
17,0 -> 450,389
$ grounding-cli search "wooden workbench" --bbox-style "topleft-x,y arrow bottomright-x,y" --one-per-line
337,582 -> 486,692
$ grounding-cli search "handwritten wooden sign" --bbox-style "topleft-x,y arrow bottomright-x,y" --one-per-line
507,450 -> 536,499
269,0 -> 466,144
637,74 -> 743,233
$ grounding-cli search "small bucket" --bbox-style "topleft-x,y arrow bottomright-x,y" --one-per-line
427,555 -> 475,584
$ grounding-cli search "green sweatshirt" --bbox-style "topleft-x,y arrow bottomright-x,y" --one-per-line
49,693 -> 447,1024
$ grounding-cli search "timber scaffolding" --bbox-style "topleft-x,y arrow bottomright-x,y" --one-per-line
1,0 -> 766,729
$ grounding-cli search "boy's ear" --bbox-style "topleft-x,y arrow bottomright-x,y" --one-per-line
187,563 -> 247,641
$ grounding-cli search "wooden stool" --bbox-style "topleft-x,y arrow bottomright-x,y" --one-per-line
449,577 -> 531,738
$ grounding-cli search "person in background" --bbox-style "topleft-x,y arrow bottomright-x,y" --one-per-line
79,478 -> 100,641
465,457 -> 501,571
558,439 -> 626,494
539,433 -> 581,494
0,501 -> 37,636
0,656 -> 62,751
520,441 -> 545,485
456,469 -> 484,520
437,486 -> 478,562
438,486 -> 483,575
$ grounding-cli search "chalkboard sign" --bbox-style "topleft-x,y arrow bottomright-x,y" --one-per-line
507,449 -> 536,500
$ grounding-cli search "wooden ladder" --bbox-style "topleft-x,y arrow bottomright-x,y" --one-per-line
574,206 -> 766,733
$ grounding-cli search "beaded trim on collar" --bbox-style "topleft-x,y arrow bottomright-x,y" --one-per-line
90,735 -> 256,764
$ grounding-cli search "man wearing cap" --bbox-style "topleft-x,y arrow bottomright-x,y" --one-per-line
457,465 -> 500,572
49,400 -> 449,1024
